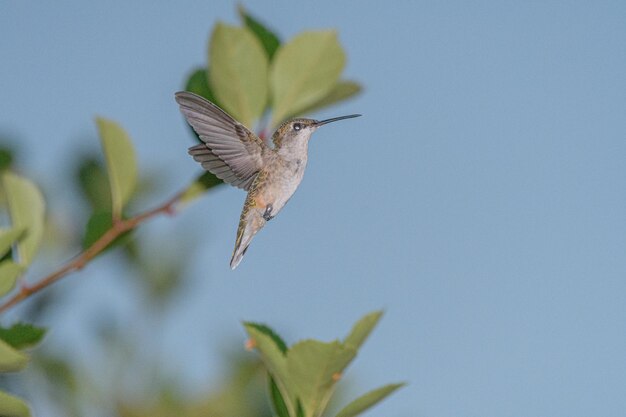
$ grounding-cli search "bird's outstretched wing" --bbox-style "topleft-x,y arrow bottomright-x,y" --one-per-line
175,91 -> 266,190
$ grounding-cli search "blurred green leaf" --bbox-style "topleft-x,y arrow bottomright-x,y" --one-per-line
343,310 -> 382,350
118,355 -> 272,417
244,324 -> 289,382
335,383 -> 404,417
82,210 -> 112,249
0,323 -> 46,350
0,227 -> 24,260
287,340 -> 356,417
96,117 -> 138,219
0,390 -> 31,417
135,248 -> 188,304
270,31 -> 346,126
245,322 -> 288,354
75,157 -> 111,211
2,171 -> 45,267
269,377 -> 290,417
178,172 -> 223,205
238,5 -> 281,59
209,23 -> 269,127
0,260 -> 24,296
295,80 -> 362,118
185,67 -> 218,104
244,324 -> 293,415
296,400 -> 305,417
82,210 -> 132,250
0,339 -> 28,372
0,147 -> 14,171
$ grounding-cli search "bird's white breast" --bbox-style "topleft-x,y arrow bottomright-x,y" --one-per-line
269,156 -> 308,215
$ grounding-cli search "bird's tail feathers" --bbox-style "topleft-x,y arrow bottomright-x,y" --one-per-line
230,231 -> 251,270
230,213 -> 264,270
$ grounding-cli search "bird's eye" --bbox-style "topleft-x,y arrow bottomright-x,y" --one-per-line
293,123 -> 302,131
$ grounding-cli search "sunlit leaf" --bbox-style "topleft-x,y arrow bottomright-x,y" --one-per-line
244,324 -> 294,416
295,80 -> 362,118
245,322 -> 288,354
243,324 -> 289,383
96,117 -> 138,219
0,261 -> 23,296
270,31 -> 346,126
0,227 -> 24,260
286,340 -> 356,417
2,172 -> 45,267
238,5 -> 281,59
0,390 -> 31,417
344,310 -> 383,350
209,23 -> 269,127
0,323 -> 46,350
0,339 -> 28,372
178,172 -> 223,206
335,383 -> 405,417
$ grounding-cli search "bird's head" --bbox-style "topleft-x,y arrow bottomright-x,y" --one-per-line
272,114 -> 361,149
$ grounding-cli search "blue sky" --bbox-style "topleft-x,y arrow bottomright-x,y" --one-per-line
2,1 -> 626,416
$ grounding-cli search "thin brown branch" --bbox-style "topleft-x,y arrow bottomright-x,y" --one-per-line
0,189 -> 186,314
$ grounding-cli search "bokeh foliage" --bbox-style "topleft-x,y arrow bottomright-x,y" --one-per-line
0,6 -> 402,417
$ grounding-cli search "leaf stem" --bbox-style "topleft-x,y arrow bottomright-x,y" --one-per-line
0,189 -> 186,314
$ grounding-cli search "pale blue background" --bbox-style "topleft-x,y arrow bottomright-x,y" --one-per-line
2,1 -> 626,416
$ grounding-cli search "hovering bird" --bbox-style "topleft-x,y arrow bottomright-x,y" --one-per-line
175,91 -> 361,269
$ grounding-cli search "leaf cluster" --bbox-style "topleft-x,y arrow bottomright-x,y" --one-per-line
0,322 -> 46,417
245,311 -> 404,417
181,6 -> 361,191
185,6 -> 362,132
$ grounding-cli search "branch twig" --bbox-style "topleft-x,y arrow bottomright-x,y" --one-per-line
0,189 -> 186,314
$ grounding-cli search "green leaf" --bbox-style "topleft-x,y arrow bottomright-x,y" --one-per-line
0,339 -> 28,372
0,227 -> 24,260
0,146 -> 14,171
209,23 -> 269,127
295,80 -> 362,118
244,323 -> 293,415
270,31 -> 346,127
245,322 -> 288,354
335,383 -> 405,417
75,157 -> 111,212
238,5 -> 281,59
0,261 -> 24,296
96,117 -> 138,219
269,376 -> 290,417
296,400 -> 305,417
185,67 -> 218,104
0,323 -> 46,350
344,310 -> 383,350
178,172 -> 223,205
0,390 -> 31,417
243,324 -> 289,383
2,172 -> 45,267
82,210 -> 132,250
286,340 -> 356,417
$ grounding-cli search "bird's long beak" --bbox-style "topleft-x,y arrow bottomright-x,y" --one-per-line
315,114 -> 361,126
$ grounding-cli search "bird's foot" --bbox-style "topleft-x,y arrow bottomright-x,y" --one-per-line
263,204 -> 274,221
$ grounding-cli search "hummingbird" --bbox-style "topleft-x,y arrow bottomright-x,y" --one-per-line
175,91 -> 361,269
